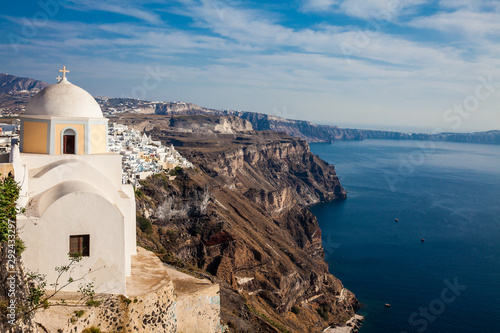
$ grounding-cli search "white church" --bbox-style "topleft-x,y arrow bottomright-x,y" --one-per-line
13,67 -> 137,295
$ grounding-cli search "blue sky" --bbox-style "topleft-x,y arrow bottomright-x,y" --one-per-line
1,0 -> 499,132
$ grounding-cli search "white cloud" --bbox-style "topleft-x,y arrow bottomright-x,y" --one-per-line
339,0 -> 392,18
408,10 -> 500,37
303,0 -> 430,19
302,0 -> 338,12
439,0 -> 500,12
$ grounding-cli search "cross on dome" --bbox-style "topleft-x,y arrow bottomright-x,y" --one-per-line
25,71 -> 104,118
56,75 -> 62,83
59,66 -> 70,80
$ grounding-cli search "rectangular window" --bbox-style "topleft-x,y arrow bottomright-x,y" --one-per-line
69,235 -> 90,256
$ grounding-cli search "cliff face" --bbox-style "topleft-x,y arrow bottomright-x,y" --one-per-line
148,101 -> 500,144
123,114 -> 357,332
432,130 -> 500,144
184,134 -> 346,208
155,102 -> 220,116
113,114 -> 253,135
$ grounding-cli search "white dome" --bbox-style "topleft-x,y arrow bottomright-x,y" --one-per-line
25,78 -> 103,118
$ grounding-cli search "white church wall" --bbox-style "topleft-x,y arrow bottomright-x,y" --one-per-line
21,154 -> 124,189
25,161 -> 119,210
10,144 -> 29,207
121,183 -> 137,273
19,191 -> 127,295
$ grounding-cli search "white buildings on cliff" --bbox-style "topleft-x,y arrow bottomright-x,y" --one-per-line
107,124 -> 194,186
0,122 -> 20,154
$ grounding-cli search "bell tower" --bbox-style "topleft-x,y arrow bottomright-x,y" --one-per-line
20,66 -> 108,155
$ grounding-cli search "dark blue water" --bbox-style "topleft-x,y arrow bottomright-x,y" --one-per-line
309,140 -> 500,333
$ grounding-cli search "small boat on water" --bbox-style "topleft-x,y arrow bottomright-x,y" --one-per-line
395,219 -> 399,222
421,239 -> 425,242
385,303 -> 391,308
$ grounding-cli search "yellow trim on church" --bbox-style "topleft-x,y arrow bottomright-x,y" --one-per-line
55,124 -> 85,155
91,124 -> 107,154
23,121 -> 48,154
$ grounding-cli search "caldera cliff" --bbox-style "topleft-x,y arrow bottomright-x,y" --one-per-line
116,114 -> 358,332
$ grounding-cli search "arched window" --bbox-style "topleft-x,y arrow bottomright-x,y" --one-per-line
62,128 -> 76,154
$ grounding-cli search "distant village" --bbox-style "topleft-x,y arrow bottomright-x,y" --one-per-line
0,120 -> 19,154
108,123 -> 194,186
0,120 -> 194,187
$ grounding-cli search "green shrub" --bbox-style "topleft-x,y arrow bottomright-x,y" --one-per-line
137,216 -> 153,234
188,223 -> 203,236
74,310 -> 85,318
168,166 -> 182,176
82,327 -> 101,333
0,174 -> 22,242
317,305 -> 329,321
156,172 -> 169,188
15,237 -> 26,254
86,299 -> 101,307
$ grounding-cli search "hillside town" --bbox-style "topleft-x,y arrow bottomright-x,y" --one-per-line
0,121 -> 19,154
108,123 -> 194,186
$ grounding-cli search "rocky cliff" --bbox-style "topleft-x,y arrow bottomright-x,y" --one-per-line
206,110 -> 500,144
155,102 -> 221,116
146,101 -> 500,145
146,102 -> 500,144
431,130 -> 500,144
119,114 -> 358,332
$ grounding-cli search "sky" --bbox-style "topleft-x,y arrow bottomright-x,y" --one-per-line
1,0 -> 499,133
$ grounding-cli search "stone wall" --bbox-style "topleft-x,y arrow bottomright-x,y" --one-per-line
30,248 -> 222,333
32,286 -> 177,333
176,291 -> 221,333
164,266 -> 223,333
0,163 -> 13,178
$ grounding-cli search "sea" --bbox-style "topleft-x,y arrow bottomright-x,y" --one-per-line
309,139 -> 500,333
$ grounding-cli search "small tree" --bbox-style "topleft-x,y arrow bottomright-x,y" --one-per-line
137,216 -> 153,234
14,252 -> 104,324
0,175 -> 24,242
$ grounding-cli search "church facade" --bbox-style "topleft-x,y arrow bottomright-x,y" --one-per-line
14,70 -> 136,295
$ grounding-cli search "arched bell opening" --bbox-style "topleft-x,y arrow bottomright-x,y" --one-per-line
61,127 -> 77,155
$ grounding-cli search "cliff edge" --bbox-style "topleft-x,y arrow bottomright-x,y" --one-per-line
119,114 -> 358,332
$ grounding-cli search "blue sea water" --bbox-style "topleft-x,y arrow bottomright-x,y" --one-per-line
309,140 -> 500,333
